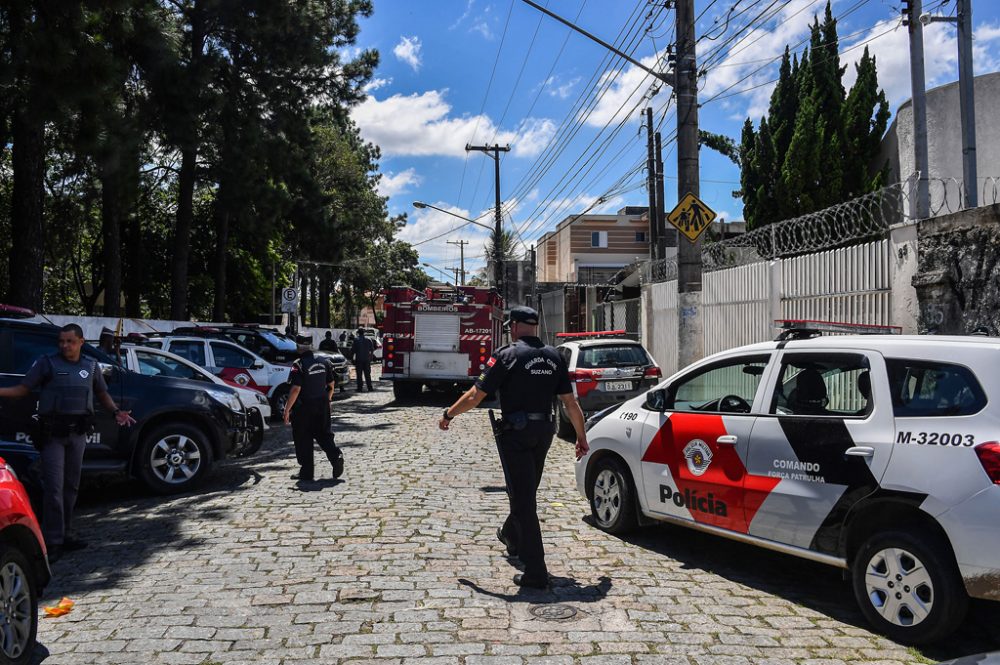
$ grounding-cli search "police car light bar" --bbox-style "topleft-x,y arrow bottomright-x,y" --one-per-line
775,319 -> 902,340
0,304 -> 36,319
555,330 -> 628,339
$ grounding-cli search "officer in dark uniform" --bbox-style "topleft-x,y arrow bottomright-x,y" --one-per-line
438,306 -> 589,588
319,331 -> 339,352
0,323 -> 135,561
283,334 -> 344,483
353,328 -> 374,392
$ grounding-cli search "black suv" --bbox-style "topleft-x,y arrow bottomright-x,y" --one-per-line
0,313 -> 251,494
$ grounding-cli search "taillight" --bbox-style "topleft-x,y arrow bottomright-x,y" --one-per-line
570,369 -> 598,398
975,442 -> 1000,485
644,366 -> 662,379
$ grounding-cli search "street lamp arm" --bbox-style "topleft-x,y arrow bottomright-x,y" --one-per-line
519,0 -> 673,86
412,201 -> 495,232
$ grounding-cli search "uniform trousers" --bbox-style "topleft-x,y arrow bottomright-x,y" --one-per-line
40,432 -> 88,547
291,399 -> 340,480
496,425 -> 553,580
355,363 -> 373,391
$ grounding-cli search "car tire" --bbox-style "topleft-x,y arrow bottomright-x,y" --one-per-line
270,385 -> 290,419
589,456 -> 638,535
0,544 -> 38,665
137,423 -> 214,494
851,529 -> 968,645
236,409 -> 265,457
392,382 -> 421,400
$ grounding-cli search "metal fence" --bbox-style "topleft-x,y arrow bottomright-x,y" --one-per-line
592,298 -> 641,341
702,262 -> 772,356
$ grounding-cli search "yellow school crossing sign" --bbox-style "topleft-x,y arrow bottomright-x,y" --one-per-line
667,192 -> 717,243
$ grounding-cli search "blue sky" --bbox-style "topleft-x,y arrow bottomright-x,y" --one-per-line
350,0 -> 1000,278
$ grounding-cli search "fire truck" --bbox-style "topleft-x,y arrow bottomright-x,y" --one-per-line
381,285 -> 504,399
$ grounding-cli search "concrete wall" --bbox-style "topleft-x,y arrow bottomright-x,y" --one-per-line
880,71 -> 1000,213
913,204 -> 1000,334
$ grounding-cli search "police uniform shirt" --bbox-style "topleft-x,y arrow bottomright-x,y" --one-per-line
22,354 -> 109,401
288,352 -> 334,400
475,336 -> 572,413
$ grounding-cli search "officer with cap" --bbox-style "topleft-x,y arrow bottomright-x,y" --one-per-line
438,306 -> 589,589
283,333 -> 344,483
0,323 -> 136,560
353,328 -> 375,392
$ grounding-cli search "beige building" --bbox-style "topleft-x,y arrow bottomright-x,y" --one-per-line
536,206 -> 654,283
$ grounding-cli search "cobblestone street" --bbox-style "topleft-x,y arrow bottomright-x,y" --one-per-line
34,379 -> 1000,664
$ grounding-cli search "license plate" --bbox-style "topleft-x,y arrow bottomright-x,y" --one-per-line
603,381 -> 632,392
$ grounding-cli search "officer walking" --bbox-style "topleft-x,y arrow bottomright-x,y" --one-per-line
283,334 -> 344,484
319,331 -> 339,352
353,328 -> 375,392
0,323 -> 135,560
438,306 -> 589,589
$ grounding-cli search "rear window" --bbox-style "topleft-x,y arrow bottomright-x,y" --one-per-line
577,344 -> 650,369
886,359 -> 987,417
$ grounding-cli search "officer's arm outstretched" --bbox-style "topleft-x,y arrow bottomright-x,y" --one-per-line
438,386 -> 488,431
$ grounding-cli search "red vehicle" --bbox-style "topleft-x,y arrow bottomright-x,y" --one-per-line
0,457 -> 49,664
381,285 -> 504,399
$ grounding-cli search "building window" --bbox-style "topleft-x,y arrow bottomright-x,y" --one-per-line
591,231 -> 608,248
635,231 -> 646,242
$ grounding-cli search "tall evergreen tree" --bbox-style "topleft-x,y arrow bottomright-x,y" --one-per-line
842,47 -> 890,196
738,118 -> 758,228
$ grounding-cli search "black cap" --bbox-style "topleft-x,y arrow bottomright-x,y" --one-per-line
295,333 -> 313,346
507,306 -> 539,326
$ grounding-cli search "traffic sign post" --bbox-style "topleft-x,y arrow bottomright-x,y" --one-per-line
668,193 -> 716,243
280,287 -> 299,314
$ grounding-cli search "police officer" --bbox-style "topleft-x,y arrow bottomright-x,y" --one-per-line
319,331 -> 339,352
283,333 -> 344,483
353,328 -> 374,392
438,306 -> 589,589
0,323 -> 135,561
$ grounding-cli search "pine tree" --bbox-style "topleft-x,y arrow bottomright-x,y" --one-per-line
768,47 -> 798,178
842,47 -> 890,196
738,118 -> 759,228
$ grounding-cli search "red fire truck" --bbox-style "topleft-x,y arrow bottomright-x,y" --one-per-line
381,285 -> 504,399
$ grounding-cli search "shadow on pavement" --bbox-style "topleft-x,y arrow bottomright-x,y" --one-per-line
458,574 -> 612,604
614,519 -> 1000,658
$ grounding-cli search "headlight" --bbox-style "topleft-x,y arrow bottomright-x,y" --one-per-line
205,388 -> 242,412
256,392 -> 268,405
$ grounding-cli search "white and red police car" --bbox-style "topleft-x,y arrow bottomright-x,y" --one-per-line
576,321 -> 1000,644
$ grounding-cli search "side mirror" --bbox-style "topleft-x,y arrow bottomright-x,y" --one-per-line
99,363 -> 115,380
252,361 -> 264,370
644,388 -> 667,411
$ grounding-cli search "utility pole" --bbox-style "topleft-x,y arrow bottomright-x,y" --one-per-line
645,108 -> 659,260
446,239 -> 469,285
956,0 -> 977,207
466,143 -> 511,298
530,244 -> 537,308
675,0 -> 703,366
904,0 -> 930,219
654,131 -> 667,262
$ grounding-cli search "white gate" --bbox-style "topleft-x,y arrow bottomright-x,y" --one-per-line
645,280 -> 678,376
703,262 -> 772,355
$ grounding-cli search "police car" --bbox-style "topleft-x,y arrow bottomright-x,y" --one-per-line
576,321 -> 1000,645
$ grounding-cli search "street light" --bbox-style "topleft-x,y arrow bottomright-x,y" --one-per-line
412,201 -> 494,231
420,262 -> 455,285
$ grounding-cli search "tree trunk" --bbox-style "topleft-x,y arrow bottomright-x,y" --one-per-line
8,98 -> 46,310
124,141 -> 142,317
310,271 -> 318,328
100,142 -> 123,316
212,169 -> 230,321
170,146 -> 196,319
299,267 -> 308,325
319,270 -> 330,328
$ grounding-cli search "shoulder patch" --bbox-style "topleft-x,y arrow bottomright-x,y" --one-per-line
487,357 -> 496,367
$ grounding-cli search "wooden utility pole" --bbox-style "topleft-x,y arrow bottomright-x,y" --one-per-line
465,143 -> 510,295
446,239 -> 469,285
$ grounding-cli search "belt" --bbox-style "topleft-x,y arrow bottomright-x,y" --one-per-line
524,412 -> 554,421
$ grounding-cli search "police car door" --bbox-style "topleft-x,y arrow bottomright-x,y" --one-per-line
209,341 -> 268,392
744,350 -> 894,555
639,353 -> 774,532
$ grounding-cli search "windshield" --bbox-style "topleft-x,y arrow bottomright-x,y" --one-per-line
135,350 -> 214,382
578,344 -> 650,369
261,332 -> 297,351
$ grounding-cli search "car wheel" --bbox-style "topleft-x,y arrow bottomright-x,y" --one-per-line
589,456 -> 638,535
138,423 -> 214,494
851,530 -> 968,645
0,544 -> 38,665
270,385 -> 290,419
236,409 -> 265,457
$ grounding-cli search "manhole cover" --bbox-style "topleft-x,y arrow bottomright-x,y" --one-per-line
529,604 -> 577,621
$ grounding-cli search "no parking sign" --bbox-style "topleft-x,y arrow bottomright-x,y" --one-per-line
280,287 -> 299,313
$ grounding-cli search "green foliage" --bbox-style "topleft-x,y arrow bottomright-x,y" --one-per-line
0,0 -> 406,324
738,1 -> 889,230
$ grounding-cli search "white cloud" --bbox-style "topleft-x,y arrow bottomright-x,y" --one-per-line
450,0 -> 475,30
352,89 -> 555,158
363,77 -> 393,93
377,168 -> 421,198
393,36 -> 423,71
470,20 -> 493,40
542,75 -> 581,100
401,202 -> 492,268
